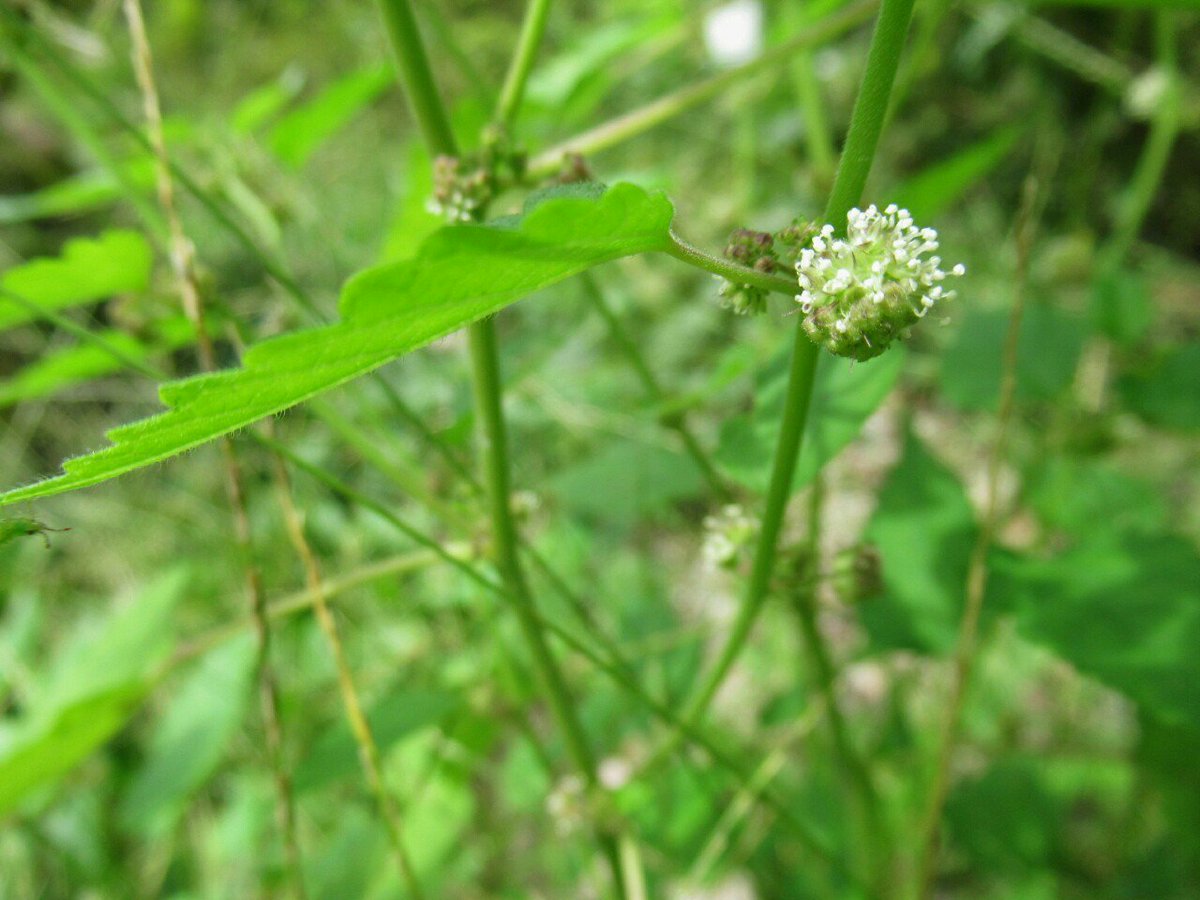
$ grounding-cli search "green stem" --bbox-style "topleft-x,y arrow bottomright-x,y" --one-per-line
495,0 -> 553,126
374,1 -> 630,892
664,230 -> 799,295
267,435 -> 855,881
1102,13 -> 1180,272
377,0 -> 458,157
526,0 -> 877,178
580,273 -> 731,498
669,0 -> 916,774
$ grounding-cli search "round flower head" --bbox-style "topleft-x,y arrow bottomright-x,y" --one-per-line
795,205 -> 965,361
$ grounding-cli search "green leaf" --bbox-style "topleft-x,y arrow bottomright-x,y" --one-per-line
268,65 -> 393,167
1092,267 -> 1152,346
892,126 -> 1022,221
715,346 -> 905,494
551,440 -> 703,527
1012,533 -> 1200,731
945,759 -> 1061,872
0,317 -> 195,410
940,302 -> 1084,411
1026,457 -> 1167,536
0,184 -> 675,506
293,688 -> 460,793
119,635 -> 257,836
0,230 -> 153,333
0,569 -> 187,816
41,568 -> 188,714
0,682 -> 149,817
860,432 -> 979,653
1118,343 -> 1200,430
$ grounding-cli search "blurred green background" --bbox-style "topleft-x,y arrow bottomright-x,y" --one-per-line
1,0 -> 1199,897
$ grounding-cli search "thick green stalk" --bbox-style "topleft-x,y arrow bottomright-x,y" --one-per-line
376,0 -> 457,156
670,0 -> 917,768
373,1 -> 629,892
495,0 -> 552,126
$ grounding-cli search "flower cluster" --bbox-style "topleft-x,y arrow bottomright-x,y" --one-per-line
795,204 -> 965,361
702,504 -> 759,568
426,127 -> 526,223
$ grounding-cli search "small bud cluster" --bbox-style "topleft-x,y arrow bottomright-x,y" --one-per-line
702,504 -> 759,569
715,220 -> 817,317
427,127 -> 526,223
795,205 -> 965,361
716,229 -> 778,316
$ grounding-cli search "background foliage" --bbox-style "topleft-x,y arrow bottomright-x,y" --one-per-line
1,0 -> 1198,897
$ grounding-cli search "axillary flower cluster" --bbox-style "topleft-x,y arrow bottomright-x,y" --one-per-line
795,204 -> 965,361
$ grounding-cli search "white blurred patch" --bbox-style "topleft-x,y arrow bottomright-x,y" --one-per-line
703,0 -> 763,68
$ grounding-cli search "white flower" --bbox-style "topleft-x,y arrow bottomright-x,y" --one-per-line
794,205 -> 966,360
703,0 -> 764,68
702,504 -> 759,568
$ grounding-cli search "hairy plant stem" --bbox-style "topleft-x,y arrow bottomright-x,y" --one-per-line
120,4 -> 306,895
643,0 -> 915,876
664,230 -> 799,295
374,1 -> 632,892
526,0 -> 877,178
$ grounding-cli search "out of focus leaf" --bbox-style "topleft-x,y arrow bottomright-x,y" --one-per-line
940,302 -> 1084,411
0,230 -> 154,332
0,317 -> 195,410
1026,457 -> 1167,535
119,635 -> 257,836
860,432 -> 982,653
268,65 -> 392,167
551,440 -> 702,527
0,682 -> 148,817
1092,268 -> 1152,345
715,346 -> 905,494
945,759 -> 1061,872
893,126 -> 1022,220
293,688 -> 460,793
1118,343 -> 1200,430
1011,533 -> 1200,731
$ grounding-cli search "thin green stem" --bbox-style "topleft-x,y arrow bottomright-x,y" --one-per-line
0,288 -> 164,381
911,165 -> 1046,900
661,0 -> 916,784
664,230 -> 799,295
374,1 -> 631,891
526,0 -> 878,178
1102,14 -> 1181,272
580,273 -> 731,498
495,0 -> 553,126
262,435 -> 855,881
